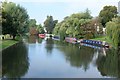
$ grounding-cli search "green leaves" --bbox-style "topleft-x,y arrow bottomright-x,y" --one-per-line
99,6 -> 117,27
2,1 -> 29,39
106,17 -> 120,47
44,16 -> 58,34
53,9 -> 95,39
36,24 -> 45,34
28,19 -> 36,28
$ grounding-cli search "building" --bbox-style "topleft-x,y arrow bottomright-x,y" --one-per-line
103,28 -> 106,35
118,1 -> 120,15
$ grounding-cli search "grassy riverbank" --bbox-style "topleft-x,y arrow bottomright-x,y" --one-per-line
0,40 -> 18,50
91,36 -> 113,45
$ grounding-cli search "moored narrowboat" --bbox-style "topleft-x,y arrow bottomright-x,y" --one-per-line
80,39 -> 109,48
65,37 -> 77,44
39,34 -> 45,38
52,35 -> 60,40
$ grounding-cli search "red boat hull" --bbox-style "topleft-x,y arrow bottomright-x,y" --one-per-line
39,34 -> 45,38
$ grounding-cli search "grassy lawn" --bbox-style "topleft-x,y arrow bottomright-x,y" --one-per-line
0,40 -> 18,50
90,36 -> 113,45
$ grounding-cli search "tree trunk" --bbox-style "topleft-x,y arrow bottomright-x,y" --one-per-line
13,35 -> 16,40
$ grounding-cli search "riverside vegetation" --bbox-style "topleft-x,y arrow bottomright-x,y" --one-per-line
1,1 -> 120,50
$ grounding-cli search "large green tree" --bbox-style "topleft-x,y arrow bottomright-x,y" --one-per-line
44,16 -> 58,34
99,6 -> 117,27
53,9 -> 96,39
106,16 -> 120,48
0,2 -> 2,35
2,1 -> 29,39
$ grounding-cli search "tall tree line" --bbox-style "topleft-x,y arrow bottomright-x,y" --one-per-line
1,1 -> 45,39
53,9 -> 103,40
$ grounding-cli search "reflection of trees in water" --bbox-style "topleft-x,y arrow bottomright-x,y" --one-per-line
96,48 -> 120,78
0,51 -> 2,77
28,35 -> 43,44
54,41 -> 94,71
28,35 -> 38,43
45,38 -> 54,54
38,38 -> 43,43
2,42 -> 29,78
118,50 -> 120,78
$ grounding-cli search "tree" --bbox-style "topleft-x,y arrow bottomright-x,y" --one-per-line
2,1 -> 29,39
0,2 -> 2,35
28,19 -> 36,27
36,24 -> 45,34
106,17 -> 120,48
99,6 -> 117,27
88,17 -> 103,38
44,16 -> 58,34
53,9 -> 94,39
29,27 -> 38,35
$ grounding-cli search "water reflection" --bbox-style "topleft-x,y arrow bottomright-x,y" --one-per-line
28,35 -> 38,43
28,35 -> 43,44
0,50 -> 2,77
2,35 -> 120,78
54,41 -> 94,71
45,38 -> 54,54
96,48 -> 120,78
2,42 -> 29,78
119,50 -> 120,78
54,40 -> 120,77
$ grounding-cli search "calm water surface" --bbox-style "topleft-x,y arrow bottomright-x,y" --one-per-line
2,36 -> 120,78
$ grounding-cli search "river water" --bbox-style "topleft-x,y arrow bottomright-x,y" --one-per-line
2,36 -> 120,78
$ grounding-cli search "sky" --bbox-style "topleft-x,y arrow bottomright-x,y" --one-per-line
7,0 -> 120,25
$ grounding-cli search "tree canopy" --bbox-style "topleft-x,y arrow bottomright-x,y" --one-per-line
99,6 -> 117,27
44,15 -> 58,34
53,9 -> 103,40
0,2 -> 2,35
106,16 -> 120,48
2,1 -> 29,39
28,19 -> 36,27
36,24 -> 45,34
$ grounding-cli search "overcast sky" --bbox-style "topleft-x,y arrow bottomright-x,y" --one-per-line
7,0 -> 120,25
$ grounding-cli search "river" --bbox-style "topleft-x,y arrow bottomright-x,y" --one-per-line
2,35 -> 120,78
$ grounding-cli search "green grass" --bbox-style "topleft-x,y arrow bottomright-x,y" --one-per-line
90,36 -> 113,45
0,40 -> 18,50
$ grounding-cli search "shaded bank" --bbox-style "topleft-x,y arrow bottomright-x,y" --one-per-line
2,42 -> 29,78
1,40 -> 18,51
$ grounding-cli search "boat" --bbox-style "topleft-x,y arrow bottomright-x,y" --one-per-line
52,35 -> 60,40
39,34 -> 45,38
80,43 -> 101,49
65,37 -> 77,44
77,39 -> 83,43
80,39 -> 109,48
